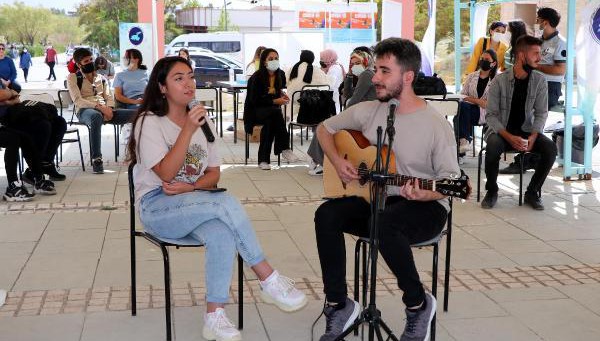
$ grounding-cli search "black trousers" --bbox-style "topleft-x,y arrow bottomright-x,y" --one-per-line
0,127 -> 43,183
484,132 -> 557,193
315,195 -> 447,307
47,62 -> 56,80
254,106 -> 290,164
3,102 -> 67,164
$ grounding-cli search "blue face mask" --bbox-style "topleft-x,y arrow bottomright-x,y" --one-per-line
266,60 -> 279,71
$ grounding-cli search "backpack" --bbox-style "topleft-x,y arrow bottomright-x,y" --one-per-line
297,89 -> 336,125
413,72 -> 447,98
65,71 -> 106,91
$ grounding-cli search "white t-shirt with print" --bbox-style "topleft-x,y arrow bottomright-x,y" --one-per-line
133,112 -> 220,206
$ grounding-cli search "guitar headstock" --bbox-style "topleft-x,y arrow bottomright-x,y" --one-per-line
436,171 -> 472,199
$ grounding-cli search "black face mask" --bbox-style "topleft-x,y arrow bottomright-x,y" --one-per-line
522,62 -> 534,74
319,61 -> 327,68
80,62 -> 95,74
479,60 -> 493,71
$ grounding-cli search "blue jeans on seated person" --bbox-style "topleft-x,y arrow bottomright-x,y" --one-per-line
139,188 -> 266,303
77,108 -> 136,159
453,101 -> 481,142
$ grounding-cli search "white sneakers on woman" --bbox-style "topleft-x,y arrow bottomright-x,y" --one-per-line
203,271 -> 306,341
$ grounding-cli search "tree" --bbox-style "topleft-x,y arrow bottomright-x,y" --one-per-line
0,3 -> 50,46
210,7 -> 238,32
165,0 -> 184,44
77,0 -> 138,48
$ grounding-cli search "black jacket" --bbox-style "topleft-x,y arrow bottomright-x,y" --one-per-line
243,69 -> 286,134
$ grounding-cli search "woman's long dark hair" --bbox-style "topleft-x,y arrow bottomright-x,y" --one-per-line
126,56 -> 192,164
255,48 -> 284,90
508,20 -> 528,63
480,49 -> 499,79
126,48 -> 148,70
289,50 -> 315,83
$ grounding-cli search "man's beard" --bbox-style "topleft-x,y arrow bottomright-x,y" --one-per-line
377,82 -> 403,102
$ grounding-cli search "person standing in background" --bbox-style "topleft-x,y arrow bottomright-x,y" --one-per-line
0,43 -> 21,92
45,45 -> 58,81
19,47 -> 33,83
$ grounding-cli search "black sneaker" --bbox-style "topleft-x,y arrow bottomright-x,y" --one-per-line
3,181 -> 35,202
34,179 -> 57,195
319,297 -> 360,341
481,191 -> 498,209
22,168 -> 35,185
498,162 -> 522,174
92,158 -> 104,174
226,124 -> 234,132
524,190 -> 544,210
42,162 -> 66,181
400,293 -> 437,341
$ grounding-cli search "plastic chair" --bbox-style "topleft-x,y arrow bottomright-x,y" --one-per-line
353,199 -> 453,341
128,163 -> 244,341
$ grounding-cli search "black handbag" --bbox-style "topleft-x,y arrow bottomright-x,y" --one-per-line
297,89 -> 336,125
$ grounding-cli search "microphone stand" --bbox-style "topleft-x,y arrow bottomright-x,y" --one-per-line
335,108 -> 398,341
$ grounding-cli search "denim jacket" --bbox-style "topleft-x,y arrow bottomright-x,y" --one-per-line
485,69 -> 548,140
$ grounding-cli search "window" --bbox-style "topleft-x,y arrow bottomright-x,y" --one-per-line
210,41 -> 241,53
189,42 -> 211,50
173,42 -> 184,47
193,55 -> 226,69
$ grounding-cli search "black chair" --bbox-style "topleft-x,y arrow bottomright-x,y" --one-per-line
288,84 -> 332,150
244,128 -> 281,166
477,148 -> 528,206
128,163 -> 244,341
353,199 -> 453,341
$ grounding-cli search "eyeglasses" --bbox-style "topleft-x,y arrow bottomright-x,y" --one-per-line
0,48 -> 5,50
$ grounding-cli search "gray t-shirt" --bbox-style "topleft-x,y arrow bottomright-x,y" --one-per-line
114,69 -> 149,99
323,100 -> 460,211
539,32 -> 567,83
133,112 -> 220,206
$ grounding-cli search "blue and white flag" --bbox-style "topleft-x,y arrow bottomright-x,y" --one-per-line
420,0 -> 436,76
576,0 -> 600,115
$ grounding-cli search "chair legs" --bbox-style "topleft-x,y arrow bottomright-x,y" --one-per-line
477,148 -> 524,205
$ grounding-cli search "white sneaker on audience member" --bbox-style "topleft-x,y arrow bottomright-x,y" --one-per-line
202,308 -> 241,341
259,162 -> 271,170
458,138 -> 471,154
260,270 -> 308,312
281,149 -> 299,163
308,164 -> 323,176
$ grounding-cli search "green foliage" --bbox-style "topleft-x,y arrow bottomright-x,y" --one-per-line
77,0 -> 138,48
210,8 -> 239,32
165,0 -> 184,45
183,0 -> 201,9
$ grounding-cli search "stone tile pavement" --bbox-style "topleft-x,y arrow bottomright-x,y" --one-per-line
1,115 -> 600,340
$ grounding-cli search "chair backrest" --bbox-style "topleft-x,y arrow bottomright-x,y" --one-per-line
19,92 -> 55,106
425,98 -> 460,118
291,84 -> 334,124
57,90 -> 77,124
195,87 -> 219,104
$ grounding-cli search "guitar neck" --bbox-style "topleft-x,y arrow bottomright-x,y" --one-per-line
387,175 -> 435,191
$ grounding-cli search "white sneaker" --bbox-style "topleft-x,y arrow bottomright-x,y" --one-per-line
202,308 -> 242,341
458,156 -> 465,165
458,138 -> 471,154
258,162 -> 271,170
308,164 -> 323,176
281,149 -> 299,163
260,270 -> 308,312
0,289 -> 6,307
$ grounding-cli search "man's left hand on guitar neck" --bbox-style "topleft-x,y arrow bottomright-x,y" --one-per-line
399,178 -> 446,202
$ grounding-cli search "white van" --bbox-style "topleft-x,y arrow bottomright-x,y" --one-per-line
166,32 -> 242,62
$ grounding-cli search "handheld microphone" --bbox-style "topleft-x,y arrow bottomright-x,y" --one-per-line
188,99 -> 215,142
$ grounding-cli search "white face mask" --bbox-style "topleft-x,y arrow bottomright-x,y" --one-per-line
351,64 -> 366,76
266,59 -> 279,71
534,24 -> 545,38
492,32 -> 506,43
122,58 -> 130,67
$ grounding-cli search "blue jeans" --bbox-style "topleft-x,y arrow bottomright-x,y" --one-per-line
77,108 -> 135,159
139,188 -> 265,303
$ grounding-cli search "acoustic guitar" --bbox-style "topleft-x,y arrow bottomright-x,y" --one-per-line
323,130 -> 471,201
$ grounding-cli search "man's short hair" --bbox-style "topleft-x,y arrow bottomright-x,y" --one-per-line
514,35 -> 543,53
73,48 -> 92,64
537,7 -> 561,28
373,38 -> 421,77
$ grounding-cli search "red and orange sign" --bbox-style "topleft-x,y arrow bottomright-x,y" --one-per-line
299,11 -> 327,29
350,12 -> 373,29
329,12 -> 350,29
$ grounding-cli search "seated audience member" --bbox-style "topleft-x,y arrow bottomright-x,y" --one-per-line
454,49 -> 499,161
319,48 -> 345,114
95,56 -> 116,86
114,49 -> 149,109
127,56 -> 307,340
466,21 -> 509,74
343,49 -> 376,107
0,43 -> 21,92
67,48 -> 136,174
481,35 -> 557,211
0,90 -> 57,199
0,86 -> 67,182
178,48 -> 196,70
245,46 -> 266,78
285,49 -> 331,121
244,48 -> 299,170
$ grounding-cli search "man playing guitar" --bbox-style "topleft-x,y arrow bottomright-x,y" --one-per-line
314,38 -> 461,341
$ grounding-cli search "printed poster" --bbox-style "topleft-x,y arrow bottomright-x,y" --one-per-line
299,11 -> 327,29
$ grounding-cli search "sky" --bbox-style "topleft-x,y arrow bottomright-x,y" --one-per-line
0,0 -> 81,11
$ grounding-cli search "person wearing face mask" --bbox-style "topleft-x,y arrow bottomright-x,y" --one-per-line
466,21 -> 508,74
343,49 -> 376,108
0,43 -> 21,92
114,49 -> 149,109
454,49 -> 498,163
243,48 -> 299,170
18,47 -> 32,83
67,48 -> 137,174
319,49 -> 345,114
481,35 -> 557,211
94,56 -> 115,85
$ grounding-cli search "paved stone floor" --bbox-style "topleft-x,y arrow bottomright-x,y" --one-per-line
2,109 -> 600,340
